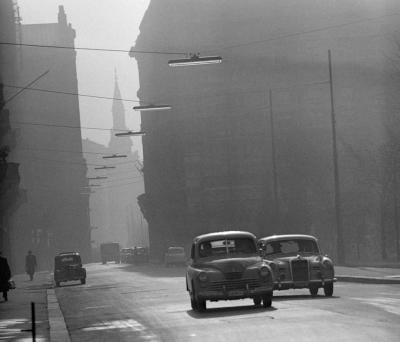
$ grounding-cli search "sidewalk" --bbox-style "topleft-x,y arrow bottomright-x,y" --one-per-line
336,265 -> 400,284
0,271 -> 52,341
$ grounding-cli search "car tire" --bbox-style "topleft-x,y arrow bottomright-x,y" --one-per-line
262,292 -> 272,308
309,286 -> 319,297
197,298 -> 206,312
55,281 -> 60,287
253,297 -> 262,306
324,283 -> 333,297
81,278 -> 86,285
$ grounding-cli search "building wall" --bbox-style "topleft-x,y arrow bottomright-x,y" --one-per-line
7,6 -> 91,271
134,0 -> 399,262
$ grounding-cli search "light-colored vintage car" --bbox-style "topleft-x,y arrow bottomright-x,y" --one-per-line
186,231 -> 274,312
258,234 -> 336,297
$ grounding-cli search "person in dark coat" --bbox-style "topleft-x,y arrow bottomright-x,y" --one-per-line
0,251 -> 11,301
25,250 -> 37,281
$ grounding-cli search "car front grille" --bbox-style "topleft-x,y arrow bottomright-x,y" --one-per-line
207,278 -> 263,291
291,259 -> 309,281
224,272 -> 243,280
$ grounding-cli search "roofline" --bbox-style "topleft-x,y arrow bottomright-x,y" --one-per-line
193,231 -> 256,243
258,234 -> 318,242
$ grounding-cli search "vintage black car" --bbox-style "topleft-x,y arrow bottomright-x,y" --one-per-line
258,234 -> 336,296
54,252 -> 86,287
133,246 -> 149,264
120,247 -> 135,263
186,231 -> 274,312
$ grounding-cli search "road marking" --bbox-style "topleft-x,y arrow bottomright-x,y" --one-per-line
352,297 -> 400,316
81,318 -> 160,340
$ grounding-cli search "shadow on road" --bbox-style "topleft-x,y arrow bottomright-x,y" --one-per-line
117,263 -> 186,278
272,294 -> 340,301
187,304 -> 277,319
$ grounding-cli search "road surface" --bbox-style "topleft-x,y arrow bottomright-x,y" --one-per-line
55,263 -> 400,341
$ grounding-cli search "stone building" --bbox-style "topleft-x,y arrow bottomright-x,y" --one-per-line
7,6 -> 90,271
134,0 -> 400,263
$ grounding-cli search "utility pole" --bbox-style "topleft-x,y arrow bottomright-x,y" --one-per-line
328,50 -> 344,264
268,89 -> 280,229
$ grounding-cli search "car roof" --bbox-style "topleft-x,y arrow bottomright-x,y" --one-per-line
168,246 -> 184,250
193,231 -> 256,244
258,234 -> 318,242
57,252 -> 80,256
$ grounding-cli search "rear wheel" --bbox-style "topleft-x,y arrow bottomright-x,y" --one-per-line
253,297 -> 262,306
262,292 -> 272,308
55,281 -> 60,287
309,286 -> 319,297
324,283 -> 333,297
81,278 -> 86,285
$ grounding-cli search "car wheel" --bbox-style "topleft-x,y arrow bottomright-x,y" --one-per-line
262,292 -> 272,308
197,298 -> 206,312
309,286 -> 319,297
81,278 -> 86,285
253,297 -> 262,306
324,283 -> 333,297
55,281 -> 60,287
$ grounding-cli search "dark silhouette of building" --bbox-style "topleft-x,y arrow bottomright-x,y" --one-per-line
133,0 -> 400,263
7,6 -> 90,271
0,0 -> 25,270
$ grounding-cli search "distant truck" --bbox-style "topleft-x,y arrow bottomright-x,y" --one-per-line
100,242 -> 120,264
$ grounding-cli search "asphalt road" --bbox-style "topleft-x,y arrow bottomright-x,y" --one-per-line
56,263 -> 400,342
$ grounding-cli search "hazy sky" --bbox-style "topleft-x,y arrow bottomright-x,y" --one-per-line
17,0 -> 150,156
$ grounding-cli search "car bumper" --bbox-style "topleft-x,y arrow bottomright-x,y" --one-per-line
273,277 -> 337,290
197,285 -> 273,301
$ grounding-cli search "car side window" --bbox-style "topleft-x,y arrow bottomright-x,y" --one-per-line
190,244 -> 195,259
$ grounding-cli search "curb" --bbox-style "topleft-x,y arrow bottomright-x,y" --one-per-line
47,289 -> 71,342
336,275 -> 400,284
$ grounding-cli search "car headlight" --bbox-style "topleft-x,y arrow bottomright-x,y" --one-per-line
322,260 -> 333,269
260,266 -> 270,277
198,272 -> 208,282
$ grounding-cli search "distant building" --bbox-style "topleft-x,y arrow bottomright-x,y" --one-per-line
8,6 -> 90,271
134,0 -> 399,262
82,72 -> 147,259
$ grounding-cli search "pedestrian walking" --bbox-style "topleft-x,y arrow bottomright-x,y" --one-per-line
25,250 -> 37,281
0,251 -> 11,301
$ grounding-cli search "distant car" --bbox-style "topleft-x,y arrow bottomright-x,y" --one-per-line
258,234 -> 336,297
100,242 -> 120,264
54,252 -> 86,287
164,246 -> 186,267
186,231 -> 274,312
120,248 -> 135,263
133,246 -> 149,264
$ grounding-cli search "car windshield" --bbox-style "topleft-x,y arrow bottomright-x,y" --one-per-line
263,239 -> 319,256
198,238 -> 256,258
168,247 -> 184,254
55,255 -> 81,267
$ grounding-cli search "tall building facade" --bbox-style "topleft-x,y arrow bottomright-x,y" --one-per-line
134,0 -> 400,262
7,6 -> 90,271
0,0 -> 25,270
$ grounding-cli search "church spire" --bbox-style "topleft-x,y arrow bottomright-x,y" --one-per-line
109,69 -> 132,153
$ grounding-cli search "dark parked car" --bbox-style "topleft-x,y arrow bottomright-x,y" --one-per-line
258,234 -> 336,296
54,252 -> 86,287
133,246 -> 149,264
120,248 -> 135,263
186,231 -> 274,312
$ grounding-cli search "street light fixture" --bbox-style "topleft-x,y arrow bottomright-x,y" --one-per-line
102,154 -> 127,159
168,53 -> 222,67
115,131 -> 146,137
133,104 -> 171,111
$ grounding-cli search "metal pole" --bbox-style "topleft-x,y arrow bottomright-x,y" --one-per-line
328,50 -> 344,264
31,302 -> 36,342
269,89 -> 280,229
